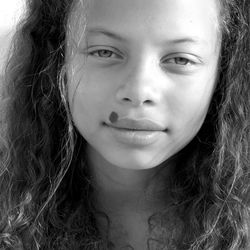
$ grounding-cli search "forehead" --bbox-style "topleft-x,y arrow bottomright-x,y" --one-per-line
69,0 -> 220,47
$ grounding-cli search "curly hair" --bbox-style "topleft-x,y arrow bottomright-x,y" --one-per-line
0,0 -> 249,249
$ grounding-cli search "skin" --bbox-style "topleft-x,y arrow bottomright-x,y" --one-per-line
66,0 -> 221,248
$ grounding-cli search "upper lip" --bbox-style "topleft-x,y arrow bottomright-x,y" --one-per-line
105,118 -> 165,131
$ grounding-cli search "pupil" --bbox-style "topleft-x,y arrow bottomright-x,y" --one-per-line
100,50 -> 111,57
176,58 -> 188,65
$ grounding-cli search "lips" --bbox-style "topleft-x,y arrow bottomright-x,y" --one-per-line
103,117 -> 167,146
105,118 -> 166,131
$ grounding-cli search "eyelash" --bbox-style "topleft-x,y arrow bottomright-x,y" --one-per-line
162,57 -> 195,66
88,49 -> 122,59
87,48 -> 198,67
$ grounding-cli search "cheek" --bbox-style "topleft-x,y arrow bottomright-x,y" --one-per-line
67,64 -> 112,136
67,67 -> 94,133
69,88 -> 96,137
169,77 -> 216,134
68,60 -> 98,110
67,59 -> 114,106
178,93 -> 211,122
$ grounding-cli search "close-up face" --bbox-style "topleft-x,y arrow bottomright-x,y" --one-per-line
66,0 -> 221,170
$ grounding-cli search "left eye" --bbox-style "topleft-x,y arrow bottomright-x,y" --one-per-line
163,57 -> 193,66
173,57 -> 191,65
89,49 -> 120,59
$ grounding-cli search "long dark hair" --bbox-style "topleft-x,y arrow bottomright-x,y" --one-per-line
0,0 -> 249,249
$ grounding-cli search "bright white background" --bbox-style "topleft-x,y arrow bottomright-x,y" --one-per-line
0,0 -> 25,71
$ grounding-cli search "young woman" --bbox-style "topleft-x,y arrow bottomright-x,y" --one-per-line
0,0 -> 249,249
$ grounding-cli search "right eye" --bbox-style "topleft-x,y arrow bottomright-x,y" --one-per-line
87,48 -> 123,60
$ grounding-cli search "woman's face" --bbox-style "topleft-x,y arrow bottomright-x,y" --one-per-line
67,0 -> 221,170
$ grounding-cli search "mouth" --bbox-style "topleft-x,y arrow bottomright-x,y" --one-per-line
103,118 -> 167,132
103,119 -> 167,146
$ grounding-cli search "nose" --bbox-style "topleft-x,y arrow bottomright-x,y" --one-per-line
116,58 -> 161,107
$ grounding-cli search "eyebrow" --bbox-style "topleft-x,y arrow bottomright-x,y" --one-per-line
86,27 -> 206,46
86,28 -> 128,42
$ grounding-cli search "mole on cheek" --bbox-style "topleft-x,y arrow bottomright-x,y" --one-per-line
109,112 -> 118,123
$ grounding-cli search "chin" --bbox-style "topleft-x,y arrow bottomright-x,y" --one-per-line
105,153 -> 165,170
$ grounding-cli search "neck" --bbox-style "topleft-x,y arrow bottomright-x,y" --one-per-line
87,147 -> 175,214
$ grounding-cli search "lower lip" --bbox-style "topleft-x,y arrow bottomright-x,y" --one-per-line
106,125 -> 164,146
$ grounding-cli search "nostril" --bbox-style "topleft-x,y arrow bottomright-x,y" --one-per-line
123,97 -> 131,102
144,100 -> 153,104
